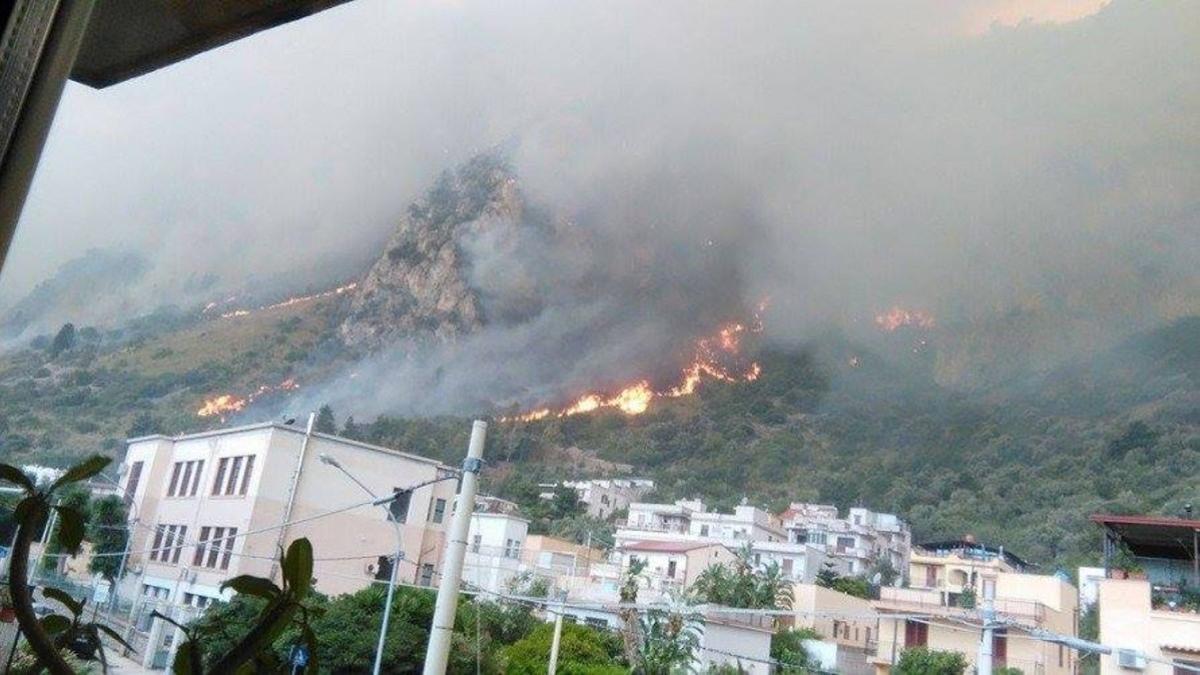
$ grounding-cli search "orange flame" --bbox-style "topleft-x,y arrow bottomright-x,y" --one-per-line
874,307 -> 935,332
504,306 -> 765,422
196,377 -> 301,420
197,394 -> 247,419
214,283 -> 358,319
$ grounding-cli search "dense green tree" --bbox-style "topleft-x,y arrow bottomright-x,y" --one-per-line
49,323 -> 76,357
690,548 -> 793,610
637,610 -> 699,675
894,647 -> 969,675
43,486 -> 90,572
771,627 -> 821,673
315,405 -> 337,434
501,621 -> 625,675
86,496 -> 128,580
815,562 -> 840,589
127,412 -> 159,437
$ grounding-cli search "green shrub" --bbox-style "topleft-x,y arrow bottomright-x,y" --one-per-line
895,647 -> 969,675
501,621 -> 625,675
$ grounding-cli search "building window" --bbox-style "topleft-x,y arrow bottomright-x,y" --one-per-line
782,558 -> 794,575
167,460 -> 205,497
124,461 -> 143,504
903,620 -> 928,647
195,526 -> 238,570
387,489 -> 411,523
504,538 -> 520,559
699,525 -> 709,537
239,456 -> 255,495
149,524 -> 187,563
667,561 -> 677,578
430,498 -> 447,524
585,617 -> 607,630
142,584 -> 170,600
419,563 -> 435,586
212,456 -> 255,496
471,534 -> 482,553
837,536 -> 855,552
809,531 -> 827,545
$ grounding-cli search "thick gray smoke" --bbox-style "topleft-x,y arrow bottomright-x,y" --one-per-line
3,0 -> 1198,401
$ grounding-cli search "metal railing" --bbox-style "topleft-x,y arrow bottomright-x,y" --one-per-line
877,587 -> 1048,622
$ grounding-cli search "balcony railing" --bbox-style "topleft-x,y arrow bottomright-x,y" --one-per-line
617,521 -> 691,534
877,587 -> 1047,623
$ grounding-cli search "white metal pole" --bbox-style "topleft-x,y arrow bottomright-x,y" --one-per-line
32,505 -> 58,582
423,420 -> 487,675
372,527 -> 403,675
271,412 -> 316,582
977,597 -> 994,675
547,609 -> 564,674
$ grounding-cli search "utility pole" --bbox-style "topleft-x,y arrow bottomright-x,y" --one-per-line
547,590 -> 567,674
977,595 -> 995,675
32,501 -> 59,582
423,420 -> 487,675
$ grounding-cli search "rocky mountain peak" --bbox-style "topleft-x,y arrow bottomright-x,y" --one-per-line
339,154 -> 525,351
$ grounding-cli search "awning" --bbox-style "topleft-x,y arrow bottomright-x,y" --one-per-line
1091,514 -> 1200,560
71,0 -> 356,88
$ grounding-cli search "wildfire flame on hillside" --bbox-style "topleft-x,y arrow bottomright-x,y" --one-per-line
209,283 -> 359,320
874,307 -> 935,332
197,377 -> 300,421
504,304 -> 766,422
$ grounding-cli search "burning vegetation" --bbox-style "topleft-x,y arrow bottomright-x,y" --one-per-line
203,283 -> 359,320
197,378 -> 300,421
874,307 -> 935,332
504,307 -> 764,422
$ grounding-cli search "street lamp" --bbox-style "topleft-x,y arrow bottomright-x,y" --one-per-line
319,453 -> 404,675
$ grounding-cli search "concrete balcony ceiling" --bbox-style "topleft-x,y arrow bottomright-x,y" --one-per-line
71,0 -> 355,88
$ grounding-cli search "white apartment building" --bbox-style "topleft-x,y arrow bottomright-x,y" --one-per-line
618,540 -> 739,601
462,510 -> 529,595
119,421 -> 461,610
779,503 -> 912,577
618,499 -> 786,546
615,498 -> 847,587
545,478 -> 655,519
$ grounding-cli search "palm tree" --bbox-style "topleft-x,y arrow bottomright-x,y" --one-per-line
637,608 -> 700,674
620,557 -> 649,665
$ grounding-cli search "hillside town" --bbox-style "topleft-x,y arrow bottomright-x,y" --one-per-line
4,419 -> 1196,673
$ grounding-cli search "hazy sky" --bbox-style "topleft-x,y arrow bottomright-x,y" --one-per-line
2,0 -> 1196,376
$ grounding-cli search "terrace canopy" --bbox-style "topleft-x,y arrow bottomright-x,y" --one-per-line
1091,513 -> 1200,584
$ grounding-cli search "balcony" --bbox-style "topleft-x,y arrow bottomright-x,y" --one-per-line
876,587 -> 1047,623
617,520 -> 691,535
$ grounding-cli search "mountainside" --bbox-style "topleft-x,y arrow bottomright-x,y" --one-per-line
1,154 -> 1197,574
339,155 -> 521,351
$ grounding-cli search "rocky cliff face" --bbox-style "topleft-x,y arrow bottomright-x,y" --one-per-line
339,154 -> 526,351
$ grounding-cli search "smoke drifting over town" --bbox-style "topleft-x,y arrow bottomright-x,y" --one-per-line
3,1 -> 1198,411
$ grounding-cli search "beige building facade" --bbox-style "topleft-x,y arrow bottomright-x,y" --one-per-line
120,422 -> 460,607
871,570 -> 1079,675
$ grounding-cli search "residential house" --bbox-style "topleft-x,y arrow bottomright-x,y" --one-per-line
522,534 -> 607,579
542,478 -> 655,520
870,542 -> 1077,675
618,540 -> 738,601
617,499 -> 845,584
462,510 -> 530,595
792,582 -> 877,674
1092,514 -> 1200,674
779,503 -> 912,577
